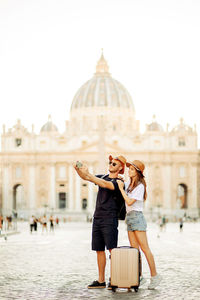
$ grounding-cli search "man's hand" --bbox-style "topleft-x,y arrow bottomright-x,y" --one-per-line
79,165 -> 90,180
117,179 -> 124,190
73,162 -> 90,180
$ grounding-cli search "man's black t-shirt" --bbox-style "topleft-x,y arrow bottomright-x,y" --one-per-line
93,174 -> 122,218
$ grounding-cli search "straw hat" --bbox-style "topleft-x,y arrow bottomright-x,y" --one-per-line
109,155 -> 127,174
126,160 -> 145,176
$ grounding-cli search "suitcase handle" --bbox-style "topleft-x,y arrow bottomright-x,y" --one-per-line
116,246 -> 139,250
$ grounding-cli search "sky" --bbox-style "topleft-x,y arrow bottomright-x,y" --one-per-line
0,0 -> 200,140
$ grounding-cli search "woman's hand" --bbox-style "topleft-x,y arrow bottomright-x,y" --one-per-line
117,179 -> 124,190
117,175 -> 124,181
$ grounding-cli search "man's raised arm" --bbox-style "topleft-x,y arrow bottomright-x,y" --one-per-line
73,163 -> 114,190
87,174 -> 115,190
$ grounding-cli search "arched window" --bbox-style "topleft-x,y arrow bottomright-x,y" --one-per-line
177,184 -> 187,208
13,184 -> 24,210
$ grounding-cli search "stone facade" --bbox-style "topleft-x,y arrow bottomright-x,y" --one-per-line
0,53 -> 199,219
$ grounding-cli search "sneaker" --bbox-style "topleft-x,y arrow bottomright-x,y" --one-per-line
88,280 -> 106,289
140,276 -> 147,286
107,281 -> 112,290
148,274 -> 162,290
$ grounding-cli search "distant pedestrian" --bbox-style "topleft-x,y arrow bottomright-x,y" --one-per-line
0,215 -> 3,235
55,217 -> 59,226
162,215 -> 167,231
29,215 -> 35,233
41,215 -> 48,233
179,218 -> 183,232
7,216 -> 12,230
49,215 -> 54,232
34,217 -> 38,232
157,216 -> 163,238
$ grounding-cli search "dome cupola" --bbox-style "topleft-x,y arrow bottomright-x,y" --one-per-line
40,115 -> 58,133
95,51 -> 110,75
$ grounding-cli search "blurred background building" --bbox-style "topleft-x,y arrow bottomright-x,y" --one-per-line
0,53 -> 199,220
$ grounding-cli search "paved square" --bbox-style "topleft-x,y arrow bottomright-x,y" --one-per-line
1,221 -> 200,299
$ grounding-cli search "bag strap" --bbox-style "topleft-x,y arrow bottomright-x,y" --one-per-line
101,174 -> 109,179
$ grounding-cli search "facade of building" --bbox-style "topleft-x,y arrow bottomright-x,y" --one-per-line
0,53 -> 199,219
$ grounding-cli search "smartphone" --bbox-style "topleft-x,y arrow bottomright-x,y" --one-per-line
76,161 -> 83,168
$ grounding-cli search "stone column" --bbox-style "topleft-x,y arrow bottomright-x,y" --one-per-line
75,171 -> 81,211
98,115 -> 106,173
49,164 -> 56,209
29,165 -> 36,211
144,163 -> 150,209
88,165 -> 94,213
163,163 -> 172,209
68,165 -> 74,210
190,163 -> 197,208
2,164 -> 10,215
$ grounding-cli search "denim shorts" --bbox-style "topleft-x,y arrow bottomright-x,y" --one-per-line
92,217 -> 118,251
126,211 -> 147,232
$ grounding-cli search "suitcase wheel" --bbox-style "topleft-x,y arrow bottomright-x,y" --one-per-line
111,287 -> 116,292
134,287 -> 138,292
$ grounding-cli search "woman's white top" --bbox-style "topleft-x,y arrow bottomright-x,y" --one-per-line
124,182 -> 144,213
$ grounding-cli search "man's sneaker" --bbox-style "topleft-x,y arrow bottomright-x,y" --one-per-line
140,276 -> 147,286
148,274 -> 162,290
88,280 -> 106,289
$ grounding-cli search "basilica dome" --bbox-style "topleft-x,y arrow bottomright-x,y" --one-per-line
69,53 -> 138,137
40,115 -> 58,133
70,53 -> 135,111
146,115 -> 163,132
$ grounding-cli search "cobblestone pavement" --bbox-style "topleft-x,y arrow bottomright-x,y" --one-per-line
1,221 -> 200,300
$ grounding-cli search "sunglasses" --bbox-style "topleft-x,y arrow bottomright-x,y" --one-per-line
109,161 -> 117,166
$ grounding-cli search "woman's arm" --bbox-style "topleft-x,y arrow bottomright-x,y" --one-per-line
117,180 -> 136,206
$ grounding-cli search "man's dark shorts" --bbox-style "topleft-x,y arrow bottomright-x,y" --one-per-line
92,217 -> 118,251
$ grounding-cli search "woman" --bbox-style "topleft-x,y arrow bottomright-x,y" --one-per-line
117,160 -> 162,290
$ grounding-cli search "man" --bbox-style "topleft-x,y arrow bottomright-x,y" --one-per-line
74,155 -> 126,289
